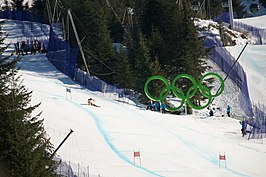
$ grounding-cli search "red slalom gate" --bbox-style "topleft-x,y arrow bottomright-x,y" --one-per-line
219,152 -> 227,168
133,150 -> 141,166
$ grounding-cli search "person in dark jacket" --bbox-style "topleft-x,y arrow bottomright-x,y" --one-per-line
227,105 -> 231,117
147,100 -> 153,110
209,109 -> 214,116
161,102 -> 166,113
240,119 -> 246,137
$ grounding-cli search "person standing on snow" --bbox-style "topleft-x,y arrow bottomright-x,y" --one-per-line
227,105 -> 231,117
161,102 -> 166,113
240,119 -> 246,137
209,109 -> 214,117
154,101 -> 160,112
146,100 -> 153,110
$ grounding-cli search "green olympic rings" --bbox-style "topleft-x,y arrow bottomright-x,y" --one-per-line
144,72 -> 224,111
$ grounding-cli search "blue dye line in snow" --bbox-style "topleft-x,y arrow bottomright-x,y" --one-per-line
123,107 -> 251,177
32,88 -> 164,177
28,81 -> 249,177
73,102 -> 164,177
163,129 -> 251,177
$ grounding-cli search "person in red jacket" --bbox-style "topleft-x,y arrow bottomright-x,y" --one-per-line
87,98 -> 100,107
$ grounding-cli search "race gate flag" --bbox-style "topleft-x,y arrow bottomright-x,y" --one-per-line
134,151 -> 140,157
144,72 -> 224,111
219,152 -> 227,168
66,87 -> 72,100
66,88 -> 71,93
133,150 -> 141,166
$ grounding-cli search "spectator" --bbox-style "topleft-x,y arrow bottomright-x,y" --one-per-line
240,119 -> 246,137
209,109 -> 214,117
146,100 -> 153,110
227,105 -> 231,117
161,102 -> 166,113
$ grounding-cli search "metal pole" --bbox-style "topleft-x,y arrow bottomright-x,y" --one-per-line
41,129 -> 74,177
68,9 -> 90,76
52,0 -> 58,23
46,0 -> 52,24
211,42 -> 248,104
105,0 -> 129,35
228,0 -> 234,29
51,129 -> 74,158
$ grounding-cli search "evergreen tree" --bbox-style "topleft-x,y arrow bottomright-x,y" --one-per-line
106,0 -> 128,43
127,29 -> 152,93
0,28 -> 56,177
10,0 -> 26,11
232,0 -> 246,18
31,0 -> 48,23
2,0 -> 11,11
208,0 -> 224,19
113,49 -> 135,89
259,0 -> 266,8
64,0 -> 116,83
147,25 -> 164,65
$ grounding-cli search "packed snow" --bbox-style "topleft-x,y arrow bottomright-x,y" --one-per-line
1,15 -> 266,177
234,15 -> 266,29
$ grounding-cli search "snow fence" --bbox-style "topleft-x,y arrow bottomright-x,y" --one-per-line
46,23 -> 128,98
205,35 -> 266,138
234,21 -> 266,45
0,10 -> 43,23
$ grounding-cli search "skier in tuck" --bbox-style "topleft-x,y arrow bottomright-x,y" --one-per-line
87,98 -> 100,107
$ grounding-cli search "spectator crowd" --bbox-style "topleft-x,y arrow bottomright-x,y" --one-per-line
13,40 -> 47,55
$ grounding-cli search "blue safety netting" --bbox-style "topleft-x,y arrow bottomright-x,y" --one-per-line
46,23 -> 77,79
214,12 -> 237,24
46,23 -> 126,96
234,21 -> 266,45
0,10 -> 43,23
210,47 -> 253,118
202,31 -> 223,48
248,104 -> 266,139
204,35 -> 266,138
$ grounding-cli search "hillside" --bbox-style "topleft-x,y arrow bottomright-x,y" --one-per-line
1,18 -> 266,177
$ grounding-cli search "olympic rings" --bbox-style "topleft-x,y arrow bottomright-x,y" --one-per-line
144,73 -> 224,111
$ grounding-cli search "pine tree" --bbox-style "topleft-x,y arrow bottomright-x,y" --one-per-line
259,0 -> 266,8
64,0 -> 116,83
232,0 -> 246,18
31,0 -> 48,23
0,28 -> 56,177
2,0 -> 11,11
127,29 -> 152,93
208,0 -> 224,19
113,49 -> 135,89
10,0 -> 26,11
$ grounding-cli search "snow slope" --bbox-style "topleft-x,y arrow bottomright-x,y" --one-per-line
14,53 -> 266,177
234,15 -> 266,28
226,45 -> 266,106
1,19 -> 266,177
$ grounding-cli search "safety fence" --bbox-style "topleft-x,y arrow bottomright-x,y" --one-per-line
13,20 -> 50,42
0,10 -> 42,23
201,31 -> 223,48
204,34 -> 266,137
55,158 -> 103,177
248,102 -> 266,139
46,23 -> 77,79
214,12 -> 237,24
210,47 -> 253,118
46,23 -> 139,103
234,21 -> 266,45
